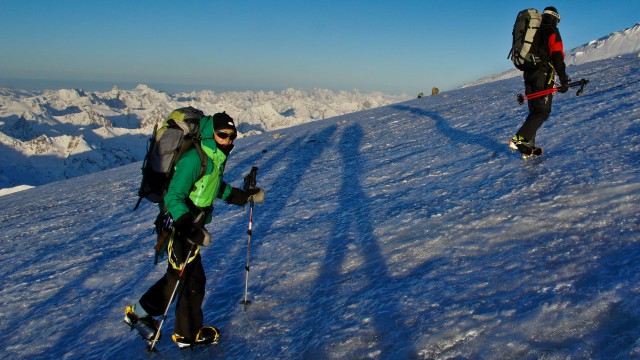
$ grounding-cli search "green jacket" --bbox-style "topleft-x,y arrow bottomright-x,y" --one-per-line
164,115 -> 233,223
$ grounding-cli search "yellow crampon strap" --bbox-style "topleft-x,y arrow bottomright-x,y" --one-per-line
167,229 -> 200,270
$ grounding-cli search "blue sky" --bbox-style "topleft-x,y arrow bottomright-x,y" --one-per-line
0,0 -> 638,95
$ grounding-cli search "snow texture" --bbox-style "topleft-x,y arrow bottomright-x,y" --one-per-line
0,53 -> 638,359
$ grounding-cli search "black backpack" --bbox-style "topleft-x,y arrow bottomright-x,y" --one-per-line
134,106 -> 207,210
508,9 -> 543,71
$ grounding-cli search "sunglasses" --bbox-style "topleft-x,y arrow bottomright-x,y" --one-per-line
215,131 -> 237,140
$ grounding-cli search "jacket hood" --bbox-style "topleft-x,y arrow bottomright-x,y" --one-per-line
199,115 -> 217,155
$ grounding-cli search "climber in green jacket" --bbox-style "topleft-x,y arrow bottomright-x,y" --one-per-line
126,112 -> 265,348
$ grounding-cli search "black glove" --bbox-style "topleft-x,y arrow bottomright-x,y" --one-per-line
173,213 -> 194,233
226,187 -> 266,206
173,212 -> 211,246
184,225 -> 211,246
558,76 -> 570,93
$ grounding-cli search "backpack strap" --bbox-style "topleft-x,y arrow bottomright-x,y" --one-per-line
192,135 -> 208,183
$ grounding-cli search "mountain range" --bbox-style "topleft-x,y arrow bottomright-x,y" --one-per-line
0,86 -> 409,191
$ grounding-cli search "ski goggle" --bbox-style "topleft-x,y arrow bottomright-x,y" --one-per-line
215,131 -> 237,140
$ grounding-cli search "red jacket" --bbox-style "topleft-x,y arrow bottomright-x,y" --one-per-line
534,16 -> 568,80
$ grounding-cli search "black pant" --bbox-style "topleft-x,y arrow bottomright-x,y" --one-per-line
139,236 -> 206,339
516,66 -> 555,146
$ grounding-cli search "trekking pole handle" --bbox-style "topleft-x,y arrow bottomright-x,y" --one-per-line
568,78 -> 589,96
243,167 -> 259,192
568,78 -> 589,88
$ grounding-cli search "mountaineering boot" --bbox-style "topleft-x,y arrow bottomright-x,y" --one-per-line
508,137 -> 520,151
509,134 -> 533,150
124,305 -> 160,341
509,135 -> 542,157
172,325 -> 220,348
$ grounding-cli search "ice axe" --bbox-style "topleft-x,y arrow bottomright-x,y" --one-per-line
517,78 -> 589,104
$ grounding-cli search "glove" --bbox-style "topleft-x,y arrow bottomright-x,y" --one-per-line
558,76 -> 570,93
184,225 -> 211,247
173,212 -> 211,246
247,187 -> 266,204
173,213 -> 194,233
226,187 -> 266,206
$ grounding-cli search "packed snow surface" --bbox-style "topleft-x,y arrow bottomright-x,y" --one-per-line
0,55 -> 638,359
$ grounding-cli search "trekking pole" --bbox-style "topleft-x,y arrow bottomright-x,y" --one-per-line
240,167 -> 259,307
517,78 -> 589,104
148,244 -> 196,351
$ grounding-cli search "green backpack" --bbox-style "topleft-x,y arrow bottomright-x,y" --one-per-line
134,106 -> 207,210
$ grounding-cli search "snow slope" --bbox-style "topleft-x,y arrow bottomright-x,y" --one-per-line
0,55 -> 638,359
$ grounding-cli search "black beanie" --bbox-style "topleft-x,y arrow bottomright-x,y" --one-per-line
212,112 -> 236,132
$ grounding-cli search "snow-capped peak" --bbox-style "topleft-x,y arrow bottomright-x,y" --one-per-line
567,22 -> 640,65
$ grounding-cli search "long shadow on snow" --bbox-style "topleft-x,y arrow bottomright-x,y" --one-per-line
390,104 -> 505,156
299,124 -> 417,359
